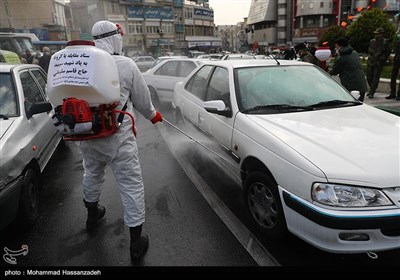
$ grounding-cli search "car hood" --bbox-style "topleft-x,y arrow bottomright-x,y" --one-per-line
0,118 -> 14,139
246,105 -> 400,187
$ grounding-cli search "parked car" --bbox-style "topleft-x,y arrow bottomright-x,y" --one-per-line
0,50 -> 21,64
0,32 -> 38,58
188,50 -> 206,58
132,56 -> 155,72
0,63 -> 62,230
173,59 -> 400,254
142,58 -> 203,106
150,55 -> 188,69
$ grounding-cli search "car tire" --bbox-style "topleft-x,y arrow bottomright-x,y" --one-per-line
16,168 -> 40,228
149,86 -> 160,109
244,171 -> 287,238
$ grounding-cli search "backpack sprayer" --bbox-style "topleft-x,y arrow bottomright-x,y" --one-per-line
47,40 -> 135,141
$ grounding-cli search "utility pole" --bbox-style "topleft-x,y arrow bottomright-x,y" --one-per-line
4,0 -> 14,29
157,19 -> 164,57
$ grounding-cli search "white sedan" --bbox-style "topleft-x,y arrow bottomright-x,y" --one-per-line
0,63 -> 62,230
142,58 -> 203,106
172,59 -> 400,254
132,56 -> 155,72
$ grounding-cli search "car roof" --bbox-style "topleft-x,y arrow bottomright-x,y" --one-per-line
223,53 -> 256,58
148,57 -> 203,68
0,63 -> 42,73
196,59 -> 310,68
133,55 -> 154,59
156,55 -> 188,59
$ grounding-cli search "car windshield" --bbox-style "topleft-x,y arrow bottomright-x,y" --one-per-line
14,37 -> 36,53
0,73 -> 18,117
235,65 -> 359,113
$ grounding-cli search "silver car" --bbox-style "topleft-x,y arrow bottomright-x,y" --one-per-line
0,63 -> 62,230
142,58 -> 203,106
132,56 -> 156,72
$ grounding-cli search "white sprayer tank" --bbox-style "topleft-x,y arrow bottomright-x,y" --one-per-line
47,41 -> 120,107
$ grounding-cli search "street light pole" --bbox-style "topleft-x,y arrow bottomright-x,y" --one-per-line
157,19 -> 164,58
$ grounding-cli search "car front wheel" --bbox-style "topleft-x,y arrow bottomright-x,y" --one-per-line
244,171 -> 287,238
16,168 -> 40,228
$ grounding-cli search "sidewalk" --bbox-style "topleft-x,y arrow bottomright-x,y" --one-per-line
363,91 -> 400,108
363,91 -> 400,116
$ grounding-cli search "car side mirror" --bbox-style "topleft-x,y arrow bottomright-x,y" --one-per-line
27,102 -> 52,119
204,100 -> 232,118
350,90 -> 360,100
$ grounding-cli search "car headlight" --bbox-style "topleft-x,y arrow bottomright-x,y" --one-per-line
312,183 -> 393,207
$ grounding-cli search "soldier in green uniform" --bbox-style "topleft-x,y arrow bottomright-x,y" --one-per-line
366,28 -> 392,98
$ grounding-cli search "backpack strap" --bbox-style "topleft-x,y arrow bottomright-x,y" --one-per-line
117,100 -> 129,124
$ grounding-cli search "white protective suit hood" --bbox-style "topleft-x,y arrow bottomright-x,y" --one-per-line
91,20 -> 123,55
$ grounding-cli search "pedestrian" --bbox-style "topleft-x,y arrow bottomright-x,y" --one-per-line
19,54 -> 27,64
32,52 -> 40,65
386,32 -> 400,100
25,49 -> 34,64
366,27 -> 392,98
329,37 -> 367,102
295,43 -> 319,66
283,45 -> 296,60
76,20 -> 163,264
39,47 -> 51,73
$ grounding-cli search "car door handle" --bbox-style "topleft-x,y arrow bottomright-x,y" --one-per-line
198,113 -> 204,124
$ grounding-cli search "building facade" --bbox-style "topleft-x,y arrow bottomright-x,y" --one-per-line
0,0 -> 222,56
0,0 -> 76,41
1,0 -> 399,55
245,0 -> 399,50
69,0 -> 222,56
292,0 -> 400,44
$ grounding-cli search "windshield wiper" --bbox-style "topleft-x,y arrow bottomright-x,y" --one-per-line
242,104 -> 314,113
309,100 -> 360,108
0,114 -> 9,120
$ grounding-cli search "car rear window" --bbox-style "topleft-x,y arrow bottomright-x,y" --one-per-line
0,73 -> 18,116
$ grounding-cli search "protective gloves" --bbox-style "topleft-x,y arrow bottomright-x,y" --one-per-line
150,111 -> 163,124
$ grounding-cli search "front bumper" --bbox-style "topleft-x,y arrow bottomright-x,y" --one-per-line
280,188 -> 400,254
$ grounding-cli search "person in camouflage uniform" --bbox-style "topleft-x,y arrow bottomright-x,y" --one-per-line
366,28 -> 392,98
386,32 -> 400,100
295,43 -> 319,66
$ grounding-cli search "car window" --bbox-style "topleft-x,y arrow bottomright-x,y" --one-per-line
205,67 -> 230,107
178,61 -> 197,78
20,71 -> 46,115
185,65 -> 213,100
155,61 -> 178,76
30,69 -> 48,96
0,40 -> 12,52
0,73 -> 18,116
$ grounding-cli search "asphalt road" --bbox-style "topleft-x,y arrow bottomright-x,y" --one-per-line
0,108 -> 257,269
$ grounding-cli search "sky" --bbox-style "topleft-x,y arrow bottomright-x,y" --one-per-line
208,0 -> 252,25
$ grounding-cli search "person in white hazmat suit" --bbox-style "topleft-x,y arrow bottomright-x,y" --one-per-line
76,20 -> 163,263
